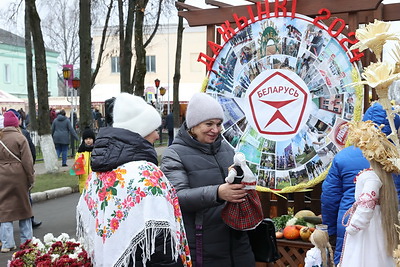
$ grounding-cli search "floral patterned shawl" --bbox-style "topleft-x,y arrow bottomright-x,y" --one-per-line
76,161 -> 192,267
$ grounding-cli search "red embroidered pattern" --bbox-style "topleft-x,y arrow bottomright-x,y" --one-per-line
357,192 -> 379,209
342,192 -> 379,227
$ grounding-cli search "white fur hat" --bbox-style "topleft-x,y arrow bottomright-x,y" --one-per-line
186,93 -> 224,129
113,93 -> 161,137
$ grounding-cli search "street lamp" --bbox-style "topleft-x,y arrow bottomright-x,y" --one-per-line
63,65 -> 78,156
154,78 -> 160,110
72,77 -> 80,89
62,67 -> 71,80
159,87 -> 166,115
71,77 -> 80,131
70,77 -> 80,130
154,79 -> 164,144
154,78 -> 160,100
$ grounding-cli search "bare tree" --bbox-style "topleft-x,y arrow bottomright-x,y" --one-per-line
40,0 -> 80,66
79,0 -> 92,130
118,0 -> 163,96
24,1 -> 37,132
40,0 -> 113,130
173,0 -> 185,128
91,0 -> 115,88
26,0 -> 58,172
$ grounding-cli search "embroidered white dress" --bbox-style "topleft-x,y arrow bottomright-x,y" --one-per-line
339,170 -> 395,267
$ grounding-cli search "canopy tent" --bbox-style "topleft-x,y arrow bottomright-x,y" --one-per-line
0,90 -> 26,113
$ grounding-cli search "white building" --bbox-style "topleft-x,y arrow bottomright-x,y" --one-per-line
92,23 -> 208,109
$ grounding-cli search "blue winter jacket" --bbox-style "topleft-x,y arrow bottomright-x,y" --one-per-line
321,102 -> 400,264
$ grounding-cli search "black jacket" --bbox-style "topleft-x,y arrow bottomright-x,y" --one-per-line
91,127 -> 158,172
21,127 -> 36,164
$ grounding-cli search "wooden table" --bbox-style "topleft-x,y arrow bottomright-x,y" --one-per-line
256,238 -> 313,267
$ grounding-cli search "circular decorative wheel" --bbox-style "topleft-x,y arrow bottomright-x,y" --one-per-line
205,14 -> 362,191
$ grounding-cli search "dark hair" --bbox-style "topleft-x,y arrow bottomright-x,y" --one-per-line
59,109 -> 66,116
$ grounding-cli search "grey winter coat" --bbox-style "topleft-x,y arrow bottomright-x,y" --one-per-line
161,123 -> 255,267
51,114 -> 78,144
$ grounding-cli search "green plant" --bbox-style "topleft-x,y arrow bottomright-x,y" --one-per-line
31,171 -> 79,193
272,214 -> 293,231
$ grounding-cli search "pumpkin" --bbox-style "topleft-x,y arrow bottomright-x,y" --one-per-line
299,227 -> 312,242
294,210 -> 316,219
283,225 -> 300,240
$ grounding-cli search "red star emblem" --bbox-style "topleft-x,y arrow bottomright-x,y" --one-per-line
260,99 -> 296,128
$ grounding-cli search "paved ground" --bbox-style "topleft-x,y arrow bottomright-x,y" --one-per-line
0,193 -> 80,265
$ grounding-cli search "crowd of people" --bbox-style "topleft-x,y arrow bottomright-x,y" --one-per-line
2,92 -> 400,267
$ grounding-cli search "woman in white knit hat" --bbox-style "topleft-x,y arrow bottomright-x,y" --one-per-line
161,93 -> 255,267
76,93 -> 191,267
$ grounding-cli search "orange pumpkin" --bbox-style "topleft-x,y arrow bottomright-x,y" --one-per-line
283,225 -> 300,240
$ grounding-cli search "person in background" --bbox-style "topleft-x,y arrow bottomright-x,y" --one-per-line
49,108 -> 57,125
51,109 -> 79,167
161,93 -> 255,267
0,111 -> 34,252
17,108 -> 26,128
74,127 -> 95,193
93,105 -> 103,132
7,109 -> 41,228
165,111 -> 174,146
76,93 -> 191,267
321,102 -> 400,265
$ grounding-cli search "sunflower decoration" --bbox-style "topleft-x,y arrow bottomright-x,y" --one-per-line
347,120 -> 400,173
359,62 -> 400,97
348,20 -> 400,148
350,19 -> 400,61
389,42 -> 400,74
348,61 -> 400,146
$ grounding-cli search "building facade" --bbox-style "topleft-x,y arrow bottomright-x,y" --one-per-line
0,28 -> 60,100
92,23 -> 207,107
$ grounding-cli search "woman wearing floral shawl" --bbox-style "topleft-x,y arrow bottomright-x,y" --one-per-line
76,93 -> 191,267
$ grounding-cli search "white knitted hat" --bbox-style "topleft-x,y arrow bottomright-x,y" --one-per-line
113,93 -> 161,137
186,93 -> 224,129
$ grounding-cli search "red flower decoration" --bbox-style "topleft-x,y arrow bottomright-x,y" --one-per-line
110,218 -> 120,231
103,172 -> 117,188
98,187 -> 107,201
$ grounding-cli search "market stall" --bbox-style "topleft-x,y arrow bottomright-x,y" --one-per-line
0,90 -> 26,112
179,0 -> 400,265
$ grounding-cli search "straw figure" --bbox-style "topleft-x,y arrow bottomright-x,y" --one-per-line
304,229 -> 334,267
337,19 -> 400,265
339,121 -> 399,266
